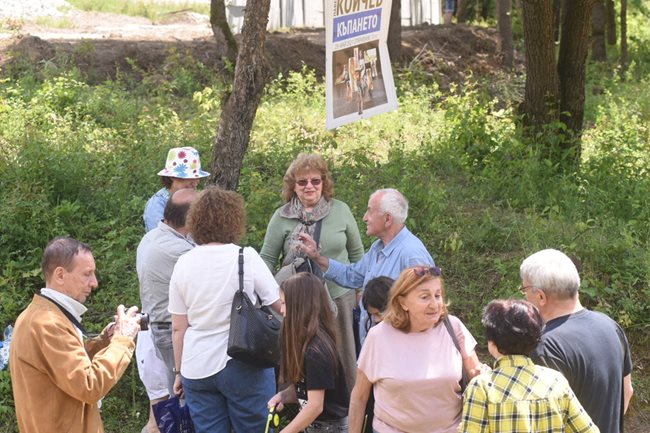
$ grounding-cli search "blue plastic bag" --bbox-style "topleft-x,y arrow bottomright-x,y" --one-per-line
0,325 -> 13,371
152,396 -> 195,433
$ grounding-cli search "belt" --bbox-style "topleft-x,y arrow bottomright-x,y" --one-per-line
151,322 -> 171,329
310,417 -> 348,428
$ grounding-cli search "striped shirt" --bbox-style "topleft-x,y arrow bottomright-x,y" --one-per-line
459,355 -> 599,433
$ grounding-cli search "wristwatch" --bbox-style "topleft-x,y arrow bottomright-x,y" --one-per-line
172,367 -> 181,375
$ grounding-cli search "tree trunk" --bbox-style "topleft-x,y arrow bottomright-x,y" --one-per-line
552,0 -> 561,43
481,0 -> 492,19
557,0 -> 594,163
591,0 -> 607,61
496,0 -> 513,68
210,0 -> 238,64
605,0 -> 616,45
520,0 -> 559,127
457,0 -> 475,23
387,0 -> 401,63
620,0 -> 628,73
209,0 -> 271,191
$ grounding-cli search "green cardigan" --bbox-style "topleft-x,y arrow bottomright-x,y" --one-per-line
260,198 -> 365,299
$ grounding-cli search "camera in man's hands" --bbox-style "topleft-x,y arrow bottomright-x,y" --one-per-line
137,313 -> 150,331
120,308 -> 149,331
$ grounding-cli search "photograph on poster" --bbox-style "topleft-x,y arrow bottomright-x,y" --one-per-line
332,40 -> 387,119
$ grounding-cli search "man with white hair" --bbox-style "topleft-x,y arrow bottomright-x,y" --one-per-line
300,188 -> 434,343
520,248 -> 633,433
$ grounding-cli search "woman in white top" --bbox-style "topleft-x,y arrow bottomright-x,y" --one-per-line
169,186 -> 282,433
348,266 -> 489,433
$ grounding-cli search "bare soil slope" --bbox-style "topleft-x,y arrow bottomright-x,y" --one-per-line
1,8 -> 649,433
0,10 -> 516,85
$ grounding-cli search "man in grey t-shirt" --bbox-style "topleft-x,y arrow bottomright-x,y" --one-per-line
520,248 -> 633,433
137,188 -> 198,393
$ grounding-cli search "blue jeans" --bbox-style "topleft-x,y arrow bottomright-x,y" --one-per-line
181,359 -> 275,433
445,0 -> 455,12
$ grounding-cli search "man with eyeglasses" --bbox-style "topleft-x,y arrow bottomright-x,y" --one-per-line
299,188 -> 434,345
519,248 -> 633,433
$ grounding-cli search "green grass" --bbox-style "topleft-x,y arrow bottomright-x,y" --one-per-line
34,16 -> 76,29
66,0 -> 210,22
0,3 -> 649,432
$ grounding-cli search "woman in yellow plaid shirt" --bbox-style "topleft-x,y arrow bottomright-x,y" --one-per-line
459,299 -> 599,433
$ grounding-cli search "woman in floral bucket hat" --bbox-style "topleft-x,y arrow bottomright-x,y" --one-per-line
143,147 -> 210,232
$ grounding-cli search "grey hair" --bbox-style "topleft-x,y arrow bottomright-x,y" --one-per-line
519,249 -> 580,299
373,188 -> 408,224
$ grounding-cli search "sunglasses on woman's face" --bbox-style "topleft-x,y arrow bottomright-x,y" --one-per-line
413,266 -> 442,277
296,178 -> 322,187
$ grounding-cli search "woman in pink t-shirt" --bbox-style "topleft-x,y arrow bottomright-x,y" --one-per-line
349,266 -> 489,433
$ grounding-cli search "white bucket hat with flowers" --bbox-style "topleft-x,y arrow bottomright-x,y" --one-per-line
157,147 -> 210,178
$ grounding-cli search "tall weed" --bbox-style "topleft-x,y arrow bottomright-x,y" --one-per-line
1,17 -> 650,430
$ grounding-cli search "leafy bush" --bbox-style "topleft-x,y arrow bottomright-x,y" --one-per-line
2,22 -> 650,431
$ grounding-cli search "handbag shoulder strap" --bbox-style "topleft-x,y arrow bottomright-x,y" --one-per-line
313,219 -> 323,244
238,247 -> 244,294
443,315 -> 462,356
443,315 -> 469,387
305,219 -> 324,278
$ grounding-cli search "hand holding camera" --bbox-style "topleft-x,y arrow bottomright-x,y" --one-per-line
113,305 -> 146,339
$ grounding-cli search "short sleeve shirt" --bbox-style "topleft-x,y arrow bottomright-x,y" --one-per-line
168,244 -> 280,379
295,338 -> 349,421
530,309 -> 632,433
459,355 -> 599,433
358,317 -> 477,433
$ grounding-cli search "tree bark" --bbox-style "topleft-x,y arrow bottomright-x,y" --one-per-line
591,0 -> 607,61
520,0 -> 559,127
209,0 -> 271,191
481,0 -> 492,19
557,0 -> 594,163
457,0 -> 476,23
605,0 -> 616,45
496,0 -> 513,68
210,0 -> 238,64
387,0 -> 401,63
621,0 -> 628,73
552,0 -> 561,43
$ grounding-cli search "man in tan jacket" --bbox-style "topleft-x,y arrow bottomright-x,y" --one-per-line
10,236 -> 141,433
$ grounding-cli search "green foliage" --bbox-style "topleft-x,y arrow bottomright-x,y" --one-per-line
34,16 -> 75,29
66,0 -> 209,22
0,371 -> 14,423
2,11 -> 650,430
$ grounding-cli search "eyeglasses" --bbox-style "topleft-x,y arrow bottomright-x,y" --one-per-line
519,285 -> 534,295
296,178 -> 322,187
413,266 -> 442,277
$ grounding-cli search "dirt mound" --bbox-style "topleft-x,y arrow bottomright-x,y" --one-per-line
0,9 -> 518,85
402,24 -> 520,88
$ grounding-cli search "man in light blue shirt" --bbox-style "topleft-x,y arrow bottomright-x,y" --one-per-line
299,188 -> 434,342
143,146 -> 209,232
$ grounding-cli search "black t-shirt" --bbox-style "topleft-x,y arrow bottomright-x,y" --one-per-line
530,309 -> 633,433
295,337 -> 349,421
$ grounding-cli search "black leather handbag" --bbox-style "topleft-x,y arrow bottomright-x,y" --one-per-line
227,248 -> 281,368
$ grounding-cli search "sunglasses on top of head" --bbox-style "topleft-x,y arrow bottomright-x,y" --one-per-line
413,266 -> 442,277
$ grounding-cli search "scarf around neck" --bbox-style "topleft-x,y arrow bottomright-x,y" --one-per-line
279,196 -> 331,265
